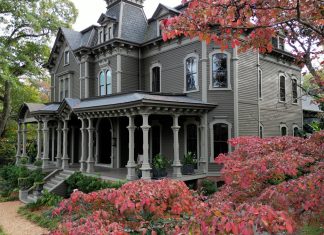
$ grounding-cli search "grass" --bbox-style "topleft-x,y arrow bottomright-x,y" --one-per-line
299,224 -> 324,235
0,226 -> 6,235
18,206 -> 60,230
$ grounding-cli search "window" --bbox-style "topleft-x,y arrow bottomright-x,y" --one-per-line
99,31 -> 103,43
279,74 -> 286,102
210,120 -> 232,161
258,69 -> 262,99
185,56 -> 198,92
64,78 -> 69,98
210,51 -> 231,89
157,20 -> 162,37
98,69 -> 112,96
259,125 -> 264,138
278,37 -> 285,50
293,125 -> 300,137
151,65 -> 161,92
272,37 -> 278,48
64,50 -> 70,65
280,124 -> 288,136
60,79 -> 64,100
59,77 -> 70,100
292,78 -> 298,104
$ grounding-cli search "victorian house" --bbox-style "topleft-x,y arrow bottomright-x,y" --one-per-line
16,0 -> 303,184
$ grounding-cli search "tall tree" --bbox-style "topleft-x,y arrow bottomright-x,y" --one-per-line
0,0 -> 78,137
162,0 -> 323,99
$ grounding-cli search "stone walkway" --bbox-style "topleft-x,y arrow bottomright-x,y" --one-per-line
0,201 -> 48,235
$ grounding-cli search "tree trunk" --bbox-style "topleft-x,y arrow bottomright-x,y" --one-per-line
0,80 -> 12,137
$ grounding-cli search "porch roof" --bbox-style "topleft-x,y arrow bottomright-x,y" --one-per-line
74,92 -> 216,116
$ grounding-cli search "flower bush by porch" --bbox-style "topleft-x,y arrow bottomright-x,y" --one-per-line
50,132 -> 324,235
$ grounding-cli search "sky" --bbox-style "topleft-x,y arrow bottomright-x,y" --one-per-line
71,0 -> 182,31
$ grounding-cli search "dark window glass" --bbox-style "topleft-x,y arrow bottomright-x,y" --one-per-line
292,79 -> 298,103
281,126 -> 287,136
152,125 -> 161,158
186,57 -> 198,91
260,125 -> 263,138
106,70 -> 112,95
99,71 -> 105,96
99,31 -> 103,43
278,37 -> 285,50
104,28 -> 107,41
212,53 -> 228,88
293,127 -> 299,137
213,123 -> 229,157
187,124 -> 198,156
259,69 -> 262,98
280,75 -> 286,102
64,79 -> 69,98
272,37 -> 278,48
108,27 -> 112,39
152,66 -> 161,92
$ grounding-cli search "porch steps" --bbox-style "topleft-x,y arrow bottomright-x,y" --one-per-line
43,170 -> 74,192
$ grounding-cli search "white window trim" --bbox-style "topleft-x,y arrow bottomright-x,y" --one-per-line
64,48 -> 70,66
258,68 -> 263,100
209,119 -> 232,162
98,67 -> 112,96
209,50 -> 232,91
291,76 -> 299,105
150,62 -> 162,92
184,53 -> 200,93
278,72 -> 286,103
280,123 -> 288,136
183,119 -> 200,159
292,124 -> 300,137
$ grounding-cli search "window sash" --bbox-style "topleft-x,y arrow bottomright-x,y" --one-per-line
186,57 -> 198,91
292,79 -> 298,103
279,75 -> 286,102
213,123 -> 229,157
152,67 -> 160,92
212,53 -> 228,88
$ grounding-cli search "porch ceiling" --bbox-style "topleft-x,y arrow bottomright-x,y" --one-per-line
74,92 -> 216,118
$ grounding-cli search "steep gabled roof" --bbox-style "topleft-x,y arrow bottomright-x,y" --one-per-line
150,3 -> 180,20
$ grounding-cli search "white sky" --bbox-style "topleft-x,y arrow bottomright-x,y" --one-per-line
71,0 -> 182,31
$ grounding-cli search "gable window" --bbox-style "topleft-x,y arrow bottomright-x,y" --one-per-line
64,50 -> 70,65
151,64 -> 161,92
258,68 -> 262,99
104,27 -> 107,41
210,120 -> 232,161
185,55 -> 199,92
280,124 -> 288,136
59,76 -> 70,100
279,74 -> 286,102
292,78 -> 298,104
210,51 -> 231,89
99,31 -> 103,44
98,68 -> 113,96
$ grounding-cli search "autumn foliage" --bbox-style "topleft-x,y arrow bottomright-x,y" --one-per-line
50,132 -> 324,235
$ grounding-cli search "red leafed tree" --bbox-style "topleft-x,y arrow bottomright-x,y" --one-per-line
162,0 -> 323,99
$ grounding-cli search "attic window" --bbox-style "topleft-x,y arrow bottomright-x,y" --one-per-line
64,49 -> 70,65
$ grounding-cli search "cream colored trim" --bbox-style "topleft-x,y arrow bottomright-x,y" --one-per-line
149,62 -> 162,92
209,119 -> 232,162
209,49 -> 232,90
278,72 -> 287,103
183,53 -> 200,93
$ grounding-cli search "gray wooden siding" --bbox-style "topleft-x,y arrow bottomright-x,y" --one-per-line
260,57 -> 302,136
237,50 -> 259,136
121,56 -> 139,92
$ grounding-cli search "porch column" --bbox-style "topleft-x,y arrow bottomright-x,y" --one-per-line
172,115 -> 182,178
87,118 -> 95,173
126,115 -> 136,180
199,114 -> 208,173
36,121 -> 42,161
56,121 -> 63,168
22,123 -> 27,158
80,118 -> 88,172
62,120 -> 69,169
15,123 -> 22,164
42,119 -> 50,169
140,114 -> 151,179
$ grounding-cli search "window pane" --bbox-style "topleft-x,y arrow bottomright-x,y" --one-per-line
99,72 -> 105,85
100,86 -> 105,96
213,123 -> 229,157
280,75 -> 286,102
106,70 -> 112,95
292,79 -> 298,103
186,57 -> 198,91
293,127 -> 299,137
152,67 -> 160,92
212,54 -> 228,88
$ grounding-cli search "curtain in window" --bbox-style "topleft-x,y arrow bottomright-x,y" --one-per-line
186,57 -> 198,91
152,67 -> 160,92
213,123 -> 229,157
212,53 -> 228,88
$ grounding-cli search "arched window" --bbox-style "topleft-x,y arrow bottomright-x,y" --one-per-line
210,120 -> 232,160
292,78 -> 298,104
293,125 -> 300,137
185,55 -> 199,92
150,63 -> 161,92
279,74 -> 286,102
210,51 -> 231,89
280,124 -> 288,136
98,69 -> 113,96
106,70 -> 112,95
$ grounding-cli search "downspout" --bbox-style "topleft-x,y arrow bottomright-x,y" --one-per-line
233,47 -> 239,137
257,50 -> 261,136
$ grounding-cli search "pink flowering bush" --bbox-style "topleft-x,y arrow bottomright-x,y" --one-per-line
50,132 -> 324,235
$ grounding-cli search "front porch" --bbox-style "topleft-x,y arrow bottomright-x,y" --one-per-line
17,92 -> 216,181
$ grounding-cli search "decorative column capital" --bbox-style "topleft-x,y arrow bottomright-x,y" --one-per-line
171,126 -> 181,131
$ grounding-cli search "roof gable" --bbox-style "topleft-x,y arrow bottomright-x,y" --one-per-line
151,4 -> 180,20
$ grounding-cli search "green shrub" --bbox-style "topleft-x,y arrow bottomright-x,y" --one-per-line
200,179 -> 217,196
66,172 -> 124,195
34,160 -> 42,167
152,154 -> 170,169
0,138 -> 16,166
19,157 -> 28,165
